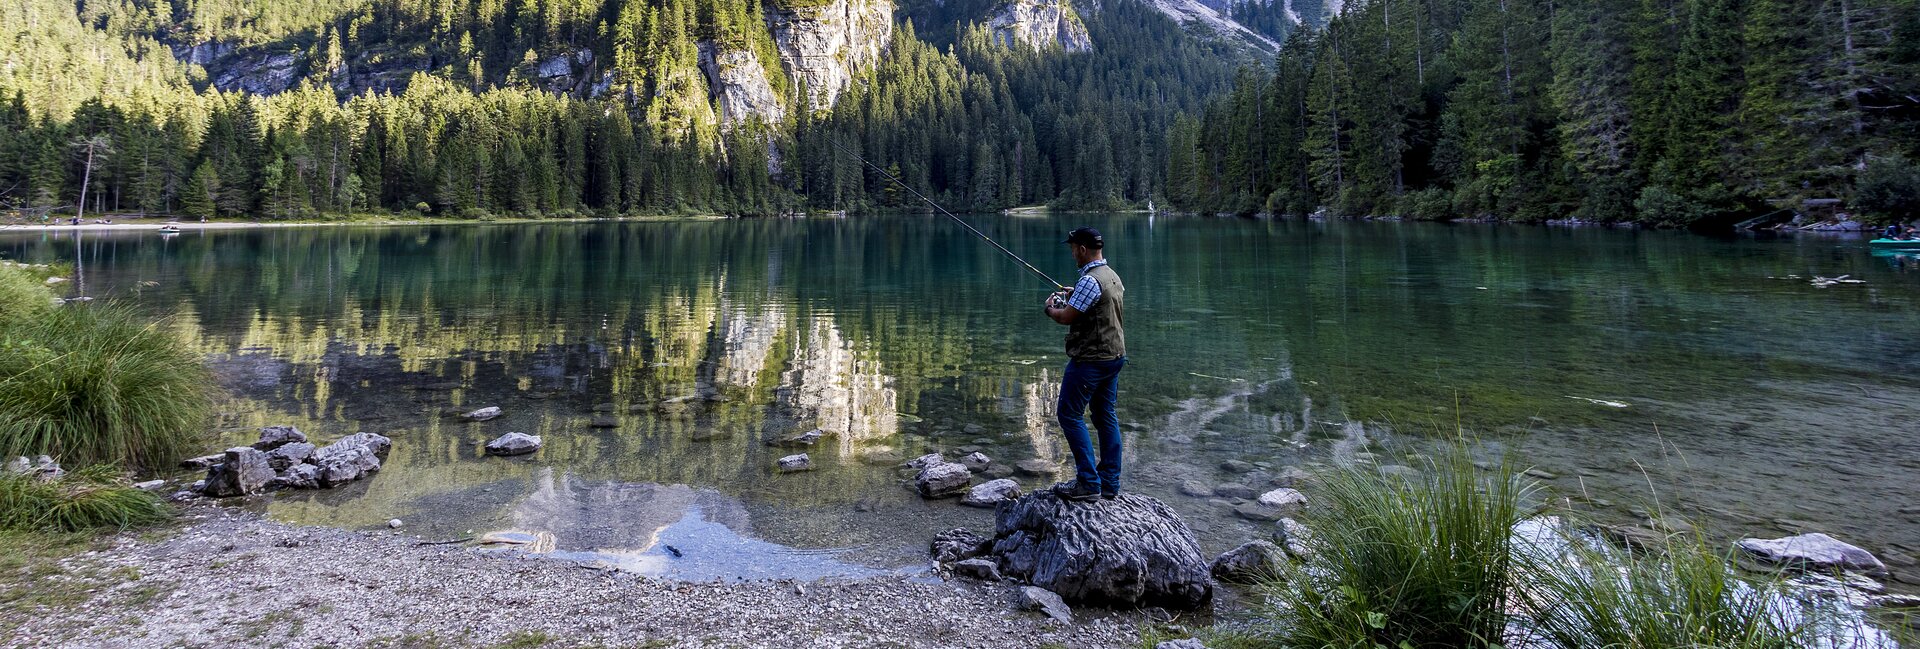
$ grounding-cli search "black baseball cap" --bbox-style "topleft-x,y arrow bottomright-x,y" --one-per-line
1062,227 -> 1104,248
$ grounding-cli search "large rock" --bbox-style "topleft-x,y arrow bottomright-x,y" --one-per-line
252,425 -> 307,450
1737,533 -> 1888,576
767,0 -> 894,110
485,432 -> 542,456
1211,539 -> 1286,583
931,528 -> 991,563
180,454 -> 224,470
266,442 -> 315,470
989,493 -> 1214,609
961,479 -> 1022,508
915,461 -> 973,498
203,447 -> 274,497
310,442 -> 381,487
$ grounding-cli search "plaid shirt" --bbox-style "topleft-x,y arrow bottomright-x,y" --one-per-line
1066,260 -> 1107,312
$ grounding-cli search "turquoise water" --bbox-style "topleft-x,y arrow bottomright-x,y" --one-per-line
4,217 -> 1917,581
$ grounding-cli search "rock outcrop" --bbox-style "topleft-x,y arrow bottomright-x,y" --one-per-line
987,0 -> 1093,53
767,0 -> 894,111
698,41 -> 788,128
1139,0 -> 1279,50
969,492 -> 1215,609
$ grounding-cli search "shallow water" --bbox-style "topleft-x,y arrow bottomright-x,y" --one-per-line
4,217 -> 1917,582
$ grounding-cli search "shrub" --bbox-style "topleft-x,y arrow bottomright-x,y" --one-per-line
1398,188 -> 1457,221
0,466 -> 169,532
1251,446 -> 1529,648
0,302 -> 210,469
1635,185 -> 1713,227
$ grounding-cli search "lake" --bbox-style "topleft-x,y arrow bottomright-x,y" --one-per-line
4,216 -> 1917,582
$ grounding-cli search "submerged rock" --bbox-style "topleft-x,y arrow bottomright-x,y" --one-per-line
960,452 -> 993,473
915,461 -> 972,498
960,479 -> 1022,507
769,429 -> 826,447
203,447 -> 274,497
1211,483 -> 1255,499
1211,540 -> 1286,583
1014,459 -> 1056,477
1017,585 -> 1074,623
462,406 -> 504,421
1274,517 -> 1314,559
777,453 -> 813,472
990,493 -> 1214,609
484,432 -> 542,456
1738,533 -> 1889,576
1256,488 -> 1308,509
588,416 -> 620,428
905,453 -> 945,470
1178,480 -> 1213,498
252,425 -> 307,451
931,528 -> 992,563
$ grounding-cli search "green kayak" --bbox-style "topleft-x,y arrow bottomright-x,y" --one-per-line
1870,238 -> 1920,247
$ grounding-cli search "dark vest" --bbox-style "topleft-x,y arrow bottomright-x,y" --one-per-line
1066,264 -> 1125,361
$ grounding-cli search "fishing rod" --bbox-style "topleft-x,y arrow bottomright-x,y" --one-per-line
826,138 -> 1068,291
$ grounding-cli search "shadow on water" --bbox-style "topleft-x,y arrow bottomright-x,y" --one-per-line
3,218 -> 1918,583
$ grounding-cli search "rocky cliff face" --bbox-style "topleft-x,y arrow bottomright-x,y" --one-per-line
767,0 -> 894,111
697,41 -> 788,127
1140,0 -> 1278,50
987,0 -> 1092,53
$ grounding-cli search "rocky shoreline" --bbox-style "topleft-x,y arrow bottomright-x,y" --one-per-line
1,506 -> 1152,648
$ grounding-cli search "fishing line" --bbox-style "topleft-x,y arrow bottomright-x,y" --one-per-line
826,138 -> 1067,290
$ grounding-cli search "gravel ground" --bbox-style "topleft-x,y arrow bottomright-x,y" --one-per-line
3,507 -> 1155,648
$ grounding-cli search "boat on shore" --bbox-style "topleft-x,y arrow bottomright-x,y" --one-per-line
158,224 -> 182,234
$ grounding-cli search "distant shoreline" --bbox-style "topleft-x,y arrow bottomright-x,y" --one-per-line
0,214 -> 727,233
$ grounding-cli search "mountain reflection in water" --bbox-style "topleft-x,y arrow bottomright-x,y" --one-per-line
4,218 -> 1917,584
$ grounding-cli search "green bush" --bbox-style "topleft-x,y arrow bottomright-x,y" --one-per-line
0,299 -> 210,469
0,466 -> 169,532
1251,446 -> 1529,648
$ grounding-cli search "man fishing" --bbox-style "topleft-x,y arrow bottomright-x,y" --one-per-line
1043,227 -> 1127,502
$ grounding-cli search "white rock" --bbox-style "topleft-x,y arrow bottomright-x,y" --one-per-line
1257,488 -> 1308,509
777,453 -> 813,472
484,432 -> 542,456
462,406 -> 503,421
1737,533 -> 1888,576
387,519 -> 403,529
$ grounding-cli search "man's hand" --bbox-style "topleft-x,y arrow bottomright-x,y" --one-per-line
1045,289 -> 1080,325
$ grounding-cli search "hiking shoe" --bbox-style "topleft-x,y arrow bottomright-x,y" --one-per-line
1100,489 -> 1119,500
1050,481 -> 1100,502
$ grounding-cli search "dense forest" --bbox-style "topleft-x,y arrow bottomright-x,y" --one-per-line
1170,0 -> 1920,226
0,0 -> 1247,219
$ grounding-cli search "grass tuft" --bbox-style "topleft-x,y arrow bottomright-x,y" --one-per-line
0,467 -> 170,533
1515,522 -> 1853,648
1251,444 -> 1529,648
0,288 -> 211,468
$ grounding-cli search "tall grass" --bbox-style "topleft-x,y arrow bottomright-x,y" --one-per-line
0,267 -> 210,468
0,264 -> 54,330
1230,440 -> 1885,649
1512,531 -> 1839,649
1251,446 -> 1529,648
0,467 -> 170,532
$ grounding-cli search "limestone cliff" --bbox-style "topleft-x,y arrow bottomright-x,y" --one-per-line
1140,0 -> 1278,50
697,41 -> 788,127
766,0 -> 894,111
987,0 -> 1092,53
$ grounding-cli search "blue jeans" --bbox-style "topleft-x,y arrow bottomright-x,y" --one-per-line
1057,357 -> 1126,492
